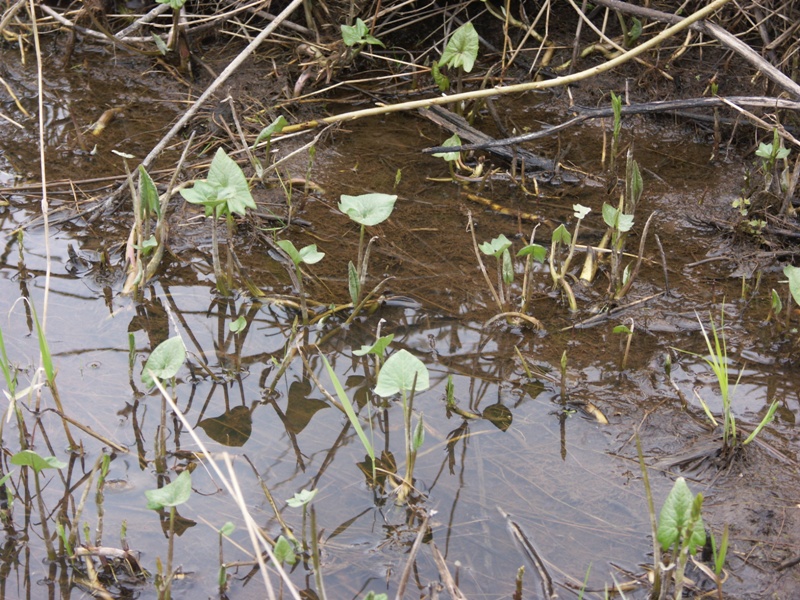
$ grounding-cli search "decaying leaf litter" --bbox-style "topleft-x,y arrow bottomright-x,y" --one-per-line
1,0 -> 800,597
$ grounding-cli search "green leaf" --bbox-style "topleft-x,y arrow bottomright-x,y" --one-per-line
602,203 -> 634,232
551,224 -> 571,246
151,32 -> 168,55
755,142 -> 774,159
321,354 -> 374,463
207,148 -> 256,217
613,325 -> 632,334
374,349 -> 429,397
142,336 -> 186,388
229,316 -> 246,333
353,334 -> 395,357
348,260 -> 360,305
657,477 -> 704,551
431,60 -> 450,92
29,301 -> 54,384
341,18 -> 384,47
253,116 -> 288,148
274,535 -> 297,565
479,234 -> 512,258
628,17 -> 643,43
412,414 -> 425,451
628,158 -> 643,206
138,165 -> 160,217
432,133 -> 462,162
11,450 -> 67,474
220,522 -> 235,536
502,248 -> 513,284
517,243 -> 547,263
286,488 -> 318,508
363,34 -> 384,47
573,204 -> 591,219
341,19 -> 367,46
145,470 -> 192,510
277,241 -> 325,266
338,193 -> 397,226
440,22 -> 479,73
141,235 -> 158,251
180,180 -> 225,217
277,240 -> 301,265
771,288 -> 782,313
743,400 -> 778,445
784,265 -> 800,308
298,244 -> 325,265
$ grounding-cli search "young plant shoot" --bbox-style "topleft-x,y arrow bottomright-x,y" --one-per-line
180,148 -> 256,294
338,193 -> 397,315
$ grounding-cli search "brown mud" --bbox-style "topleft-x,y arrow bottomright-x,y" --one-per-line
1,1 -> 800,598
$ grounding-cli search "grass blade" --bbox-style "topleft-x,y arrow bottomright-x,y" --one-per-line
319,354 -> 375,469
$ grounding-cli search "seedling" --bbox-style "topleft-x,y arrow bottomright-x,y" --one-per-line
438,21 -> 479,100
613,320 -> 635,371
217,521 -> 235,593
341,18 -> 385,52
286,487 -> 317,554
374,349 -> 429,503
155,0 -> 188,55
756,128 -> 790,174
338,192 -> 397,313
657,477 -> 706,599
11,450 -> 67,560
686,523 -> 729,600
145,469 -> 192,599
602,201 -> 634,297
479,234 -> 513,308
276,240 -> 325,325
676,309 -> 777,451
549,205 -> 590,312
516,237 -> 547,315
180,148 -> 256,294
251,116 -> 288,179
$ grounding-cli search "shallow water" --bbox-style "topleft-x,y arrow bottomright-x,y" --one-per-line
1,41 -> 800,600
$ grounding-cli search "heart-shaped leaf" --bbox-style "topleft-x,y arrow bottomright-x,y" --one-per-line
207,148 -> 255,217
11,450 -> 66,474
517,243 -> 547,263
374,349 -> 429,397
145,470 -> 192,510
142,336 -> 186,388
338,193 -> 397,226
440,22 -> 479,73
479,234 -> 512,258
353,334 -> 395,357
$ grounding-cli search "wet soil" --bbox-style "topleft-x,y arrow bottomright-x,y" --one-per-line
1,8 -> 800,600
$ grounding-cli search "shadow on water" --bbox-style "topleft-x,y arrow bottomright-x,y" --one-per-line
2,44 -> 800,600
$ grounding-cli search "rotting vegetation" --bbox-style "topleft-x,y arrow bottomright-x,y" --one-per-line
1,0 -> 800,598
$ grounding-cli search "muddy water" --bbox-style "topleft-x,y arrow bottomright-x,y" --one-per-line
1,46 -> 800,600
